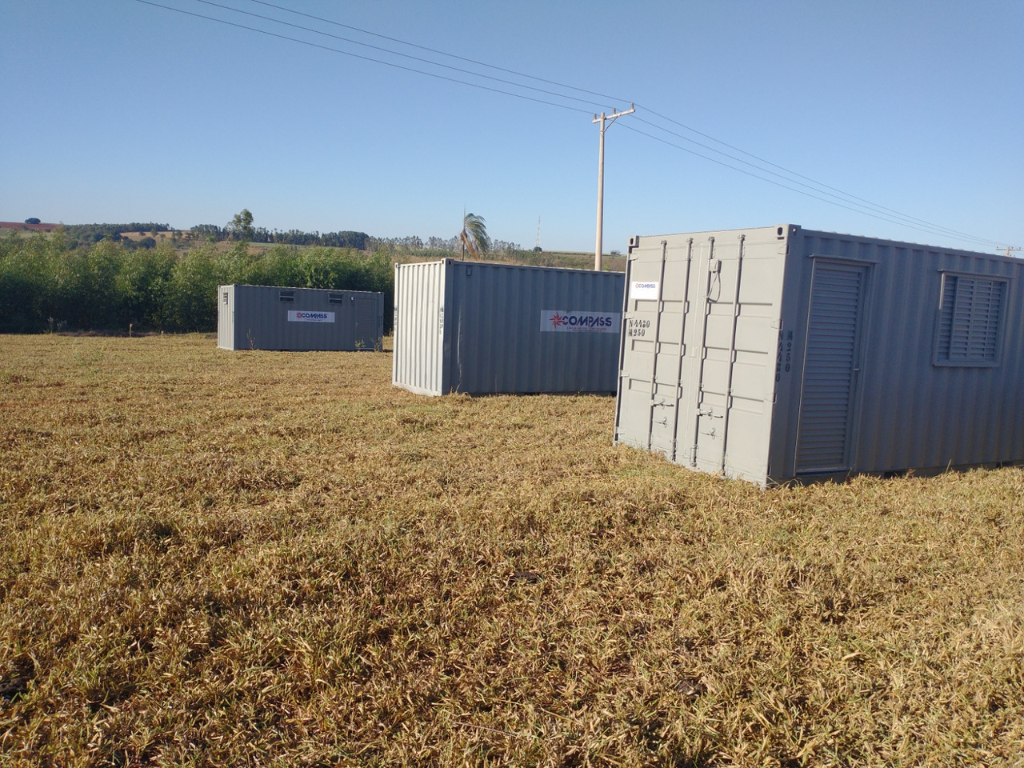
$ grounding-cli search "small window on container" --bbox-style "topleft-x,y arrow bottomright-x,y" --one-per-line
328,293 -> 345,304
279,290 -> 295,302
935,273 -> 1007,367
222,292 -> 229,305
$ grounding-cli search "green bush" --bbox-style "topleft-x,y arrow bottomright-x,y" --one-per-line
0,233 -> 60,332
0,236 -> 394,334
161,245 -> 223,332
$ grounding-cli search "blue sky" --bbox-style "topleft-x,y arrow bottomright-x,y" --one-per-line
2,0 -> 1021,254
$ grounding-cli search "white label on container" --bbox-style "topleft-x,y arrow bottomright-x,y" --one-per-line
630,281 -> 660,301
540,310 -> 621,333
287,310 -> 335,323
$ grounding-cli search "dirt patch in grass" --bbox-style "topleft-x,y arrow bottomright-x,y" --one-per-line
1,334 -> 1022,766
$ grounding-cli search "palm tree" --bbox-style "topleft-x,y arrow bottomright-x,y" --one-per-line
459,212 -> 489,260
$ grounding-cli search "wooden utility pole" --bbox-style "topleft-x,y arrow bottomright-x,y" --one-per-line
593,104 -> 634,271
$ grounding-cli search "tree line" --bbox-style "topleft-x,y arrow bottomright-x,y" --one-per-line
49,213 -> 521,259
190,224 -> 369,250
0,233 -> 393,334
368,236 -> 525,257
43,221 -> 367,251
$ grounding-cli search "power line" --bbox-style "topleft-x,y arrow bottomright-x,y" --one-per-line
630,113 -> 1005,247
240,0 -> 1004,248
620,122 -> 1006,248
247,0 -> 634,107
136,0 -> 1011,250
192,0 -> 618,112
634,107 -> 1001,247
134,0 -> 594,114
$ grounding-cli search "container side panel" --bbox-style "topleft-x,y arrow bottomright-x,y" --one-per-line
446,262 -> 624,394
787,231 -> 1024,477
353,295 -> 383,349
225,285 -> 384,351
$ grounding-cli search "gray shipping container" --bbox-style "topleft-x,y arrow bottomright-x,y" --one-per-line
393,259 -> 625,395
615,225 -> 1024,486
217,284 -> 384,351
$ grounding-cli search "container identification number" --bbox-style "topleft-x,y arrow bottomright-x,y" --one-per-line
627,318 -> 651,338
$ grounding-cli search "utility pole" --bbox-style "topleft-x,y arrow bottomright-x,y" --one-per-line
593,104 -> 634,271
1000,246 -> 1021,258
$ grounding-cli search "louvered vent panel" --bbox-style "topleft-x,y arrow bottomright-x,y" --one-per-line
938,275 -> 1005,364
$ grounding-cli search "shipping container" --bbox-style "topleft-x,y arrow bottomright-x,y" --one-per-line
615,225 -> 1024,486
393,259 -> 625,395
217,284 -> 383,351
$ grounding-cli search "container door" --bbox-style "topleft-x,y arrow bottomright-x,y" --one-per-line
649,244 -> 696,460
795,261 -> 868,474
353,295 -> 380,349
616,239 -> 696,461
685,234 -> 783,481
217,286 -> 234,350
689,240 -> 740,476
616,232 -> 784,482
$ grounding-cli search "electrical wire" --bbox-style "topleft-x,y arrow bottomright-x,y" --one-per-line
134,0 -> 594,115
191,0 -> 619,112
634,107 -> 1004,247
630,114 -> 1006,247
620,122 -> 1005,247
244,0 -> 1006,247
135,0 -> 1011,250
246,0 -> 634,108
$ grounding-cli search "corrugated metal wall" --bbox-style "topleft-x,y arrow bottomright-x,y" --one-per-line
776,228 -> 1024,480
393,260 -> 625,395
617,225 -> 1024,486
217,285 -> 384,352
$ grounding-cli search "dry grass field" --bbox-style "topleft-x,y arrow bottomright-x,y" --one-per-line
1,334 -> 1022,767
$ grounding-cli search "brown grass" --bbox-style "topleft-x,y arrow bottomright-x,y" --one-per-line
1,335 -> 1022,767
